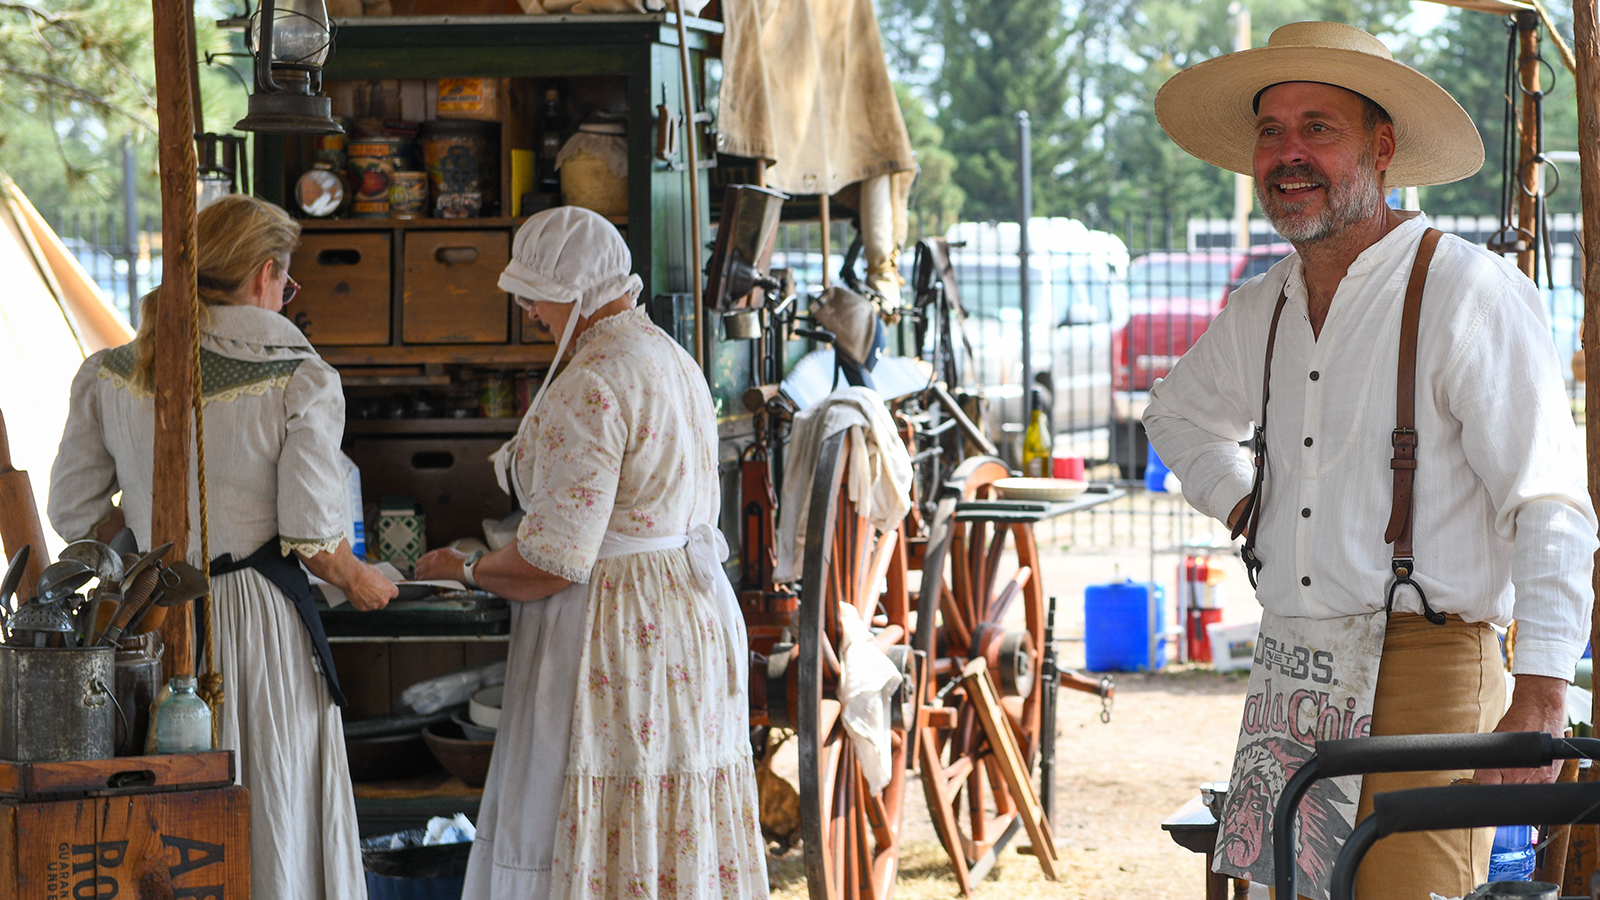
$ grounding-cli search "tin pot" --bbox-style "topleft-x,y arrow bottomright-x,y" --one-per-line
0,645 -> 115,761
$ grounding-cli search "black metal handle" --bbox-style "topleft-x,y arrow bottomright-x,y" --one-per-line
1316,731 -> 1552,778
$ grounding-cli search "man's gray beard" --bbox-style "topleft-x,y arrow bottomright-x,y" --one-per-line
1258,150 -> 1384,246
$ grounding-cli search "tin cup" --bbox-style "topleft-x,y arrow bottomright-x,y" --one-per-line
389,171 -> 429,219
1052,455 -> 1086,481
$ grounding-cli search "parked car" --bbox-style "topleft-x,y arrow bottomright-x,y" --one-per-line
1110,244 -> 1291,478
940,218 -> 1130,440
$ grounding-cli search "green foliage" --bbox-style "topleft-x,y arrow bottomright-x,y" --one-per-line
1407,8 -> 1582,218
0,0 -> 250,225
896,82 -> 964,236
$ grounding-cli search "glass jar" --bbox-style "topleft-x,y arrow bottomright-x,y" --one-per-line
156,675 -> 212,754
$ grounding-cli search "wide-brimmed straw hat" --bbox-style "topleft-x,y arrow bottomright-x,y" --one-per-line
1154,21 -> 1483,188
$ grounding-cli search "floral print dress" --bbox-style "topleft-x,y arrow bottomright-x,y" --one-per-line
466,306 -> 766,900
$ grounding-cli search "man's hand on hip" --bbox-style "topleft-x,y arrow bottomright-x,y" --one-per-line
1474,673 -> 1569,784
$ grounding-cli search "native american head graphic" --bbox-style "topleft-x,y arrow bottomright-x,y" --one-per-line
1219,736 -> 1354,883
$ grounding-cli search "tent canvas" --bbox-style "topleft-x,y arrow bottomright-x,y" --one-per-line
0,175 -> 135,560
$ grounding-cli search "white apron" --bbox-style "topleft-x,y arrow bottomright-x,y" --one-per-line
1212,609 -> 1387,900
460,524 -> 746,900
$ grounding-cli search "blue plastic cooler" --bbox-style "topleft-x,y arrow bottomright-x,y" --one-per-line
1085,579 -> 1166,671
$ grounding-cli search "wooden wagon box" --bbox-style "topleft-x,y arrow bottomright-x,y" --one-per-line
0,752 -> 248,899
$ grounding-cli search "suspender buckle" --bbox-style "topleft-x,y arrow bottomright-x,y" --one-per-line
1391,427 -> 1417,448
1391,557 -> 1414,579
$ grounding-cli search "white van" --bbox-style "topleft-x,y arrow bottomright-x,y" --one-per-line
940,218 -> 1129,437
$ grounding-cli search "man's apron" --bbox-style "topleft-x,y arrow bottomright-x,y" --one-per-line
1212,230 -> 1444,898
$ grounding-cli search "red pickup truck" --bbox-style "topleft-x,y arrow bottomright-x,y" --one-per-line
1110,244 -> 1291,479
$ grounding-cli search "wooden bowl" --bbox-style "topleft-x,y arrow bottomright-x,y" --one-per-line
422,719 -> 494,788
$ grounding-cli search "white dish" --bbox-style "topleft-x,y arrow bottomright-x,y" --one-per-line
992,477 -> 1089,502
469,685 -> 504,729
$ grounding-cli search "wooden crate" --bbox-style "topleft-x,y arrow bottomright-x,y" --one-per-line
0,753 -> 248,898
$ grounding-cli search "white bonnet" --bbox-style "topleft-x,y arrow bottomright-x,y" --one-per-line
497,206 -> 644,317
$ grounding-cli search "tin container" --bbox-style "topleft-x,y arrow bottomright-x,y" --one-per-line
113,631 -> 162,757
479,371 -> 514,418
0,645 -> 115,762
349,137 -> 404,217
420,120 -> 500,218
389,171 -> 429,219
314,123 -> 350,169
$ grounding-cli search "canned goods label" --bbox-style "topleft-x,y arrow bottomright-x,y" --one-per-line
349,155 -> 395,217
438,78 -> 489,113
389,171 -> 429,218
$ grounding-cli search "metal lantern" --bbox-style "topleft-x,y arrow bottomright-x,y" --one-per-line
195,133 -> 249,209
234,0 -> 343,135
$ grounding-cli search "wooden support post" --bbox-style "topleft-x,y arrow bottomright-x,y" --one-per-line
1517,10 -> 1542,279
150,0 -> 200,679
959,657 -> 1059,881
1578,0 -> 1600,734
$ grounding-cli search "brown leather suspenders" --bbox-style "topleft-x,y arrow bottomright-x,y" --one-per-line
1230,227 -> 1444,623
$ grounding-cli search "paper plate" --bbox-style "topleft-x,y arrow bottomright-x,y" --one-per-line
993,477 -> 1089,502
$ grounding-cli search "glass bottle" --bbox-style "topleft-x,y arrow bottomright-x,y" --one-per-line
537,88 -> 567,196
1021,388 -> 1053,478
156,675 -> 212,754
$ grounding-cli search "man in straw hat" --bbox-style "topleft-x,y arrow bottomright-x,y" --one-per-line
1145,21 -> 1596,897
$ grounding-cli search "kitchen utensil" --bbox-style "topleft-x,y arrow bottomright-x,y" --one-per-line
122,560 -> 208,637
120,542 -> 174,589
96,566 -> 161,648
0,409 -> 50,603
991,477 -> 1089,502
422,719 -> 493,787
112,630 -> 162,756
9,599 -> 78,647
1,544 -> 30,636
59,540 -> 125,584
107,527 -> 138,557
35,560 -> 94,604
469,685 -> 503,729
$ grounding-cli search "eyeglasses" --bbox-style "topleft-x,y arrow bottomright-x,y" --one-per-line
282,275 -> 300,306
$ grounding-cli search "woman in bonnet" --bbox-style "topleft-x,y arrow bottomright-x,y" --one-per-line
417,207 -> 767,899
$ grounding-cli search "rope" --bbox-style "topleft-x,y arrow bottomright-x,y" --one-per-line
190,274 -> 224,748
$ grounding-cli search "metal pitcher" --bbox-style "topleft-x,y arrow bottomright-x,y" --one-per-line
0,645 -> 115,761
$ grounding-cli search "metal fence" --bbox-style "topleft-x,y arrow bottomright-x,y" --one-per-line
51,211 -> 161,328
769,209 -> 1589,556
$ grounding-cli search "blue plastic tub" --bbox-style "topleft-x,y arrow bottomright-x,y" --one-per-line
1085,580 -> 1166,671
1145,444 -> 1172,492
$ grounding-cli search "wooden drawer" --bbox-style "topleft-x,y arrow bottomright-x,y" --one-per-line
287,232 -> 393,345
403,230 -> 511,344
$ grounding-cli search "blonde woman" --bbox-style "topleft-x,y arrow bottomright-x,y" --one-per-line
49,194 -> 395,900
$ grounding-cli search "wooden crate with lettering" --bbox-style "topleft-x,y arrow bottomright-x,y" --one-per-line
0,752 -> 248,899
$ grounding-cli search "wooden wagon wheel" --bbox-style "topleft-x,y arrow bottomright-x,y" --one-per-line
914,454 -> 1050,894
791,429 -> 918,900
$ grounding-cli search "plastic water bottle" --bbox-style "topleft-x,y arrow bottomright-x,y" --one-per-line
156,675 -> 212,754
1487,824 -> 1536,882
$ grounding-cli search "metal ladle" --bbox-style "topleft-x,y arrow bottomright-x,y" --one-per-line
59,540 -> 124,585
35,560 -> 94,605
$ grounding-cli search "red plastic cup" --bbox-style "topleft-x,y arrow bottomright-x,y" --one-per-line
1052,455 -> 1086,481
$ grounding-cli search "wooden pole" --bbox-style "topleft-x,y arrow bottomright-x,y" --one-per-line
1574,0 -> 1600,732
150,0 -> 199,679
672,11 -> 706,374
1517,10 -> 1542,279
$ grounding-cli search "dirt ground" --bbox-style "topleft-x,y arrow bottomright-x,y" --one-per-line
766,537 -> 1257,899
